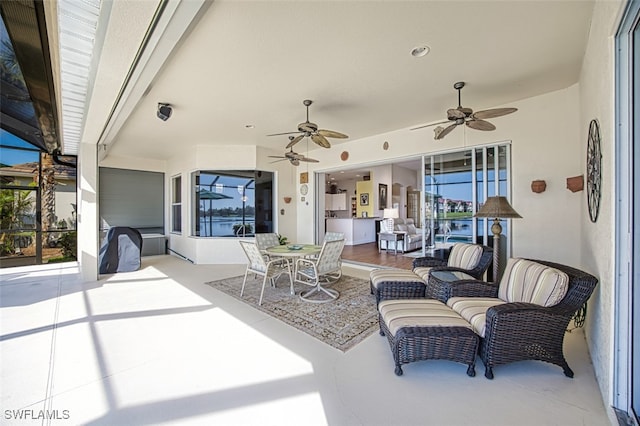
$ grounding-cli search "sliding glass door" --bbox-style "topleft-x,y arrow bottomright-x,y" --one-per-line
423,144 -> 511,278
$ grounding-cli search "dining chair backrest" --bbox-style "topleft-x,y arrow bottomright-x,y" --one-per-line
315,239 -> 345,275
255,233 -> 280,251
239,240 -> 267,272
324,232 -> 344,242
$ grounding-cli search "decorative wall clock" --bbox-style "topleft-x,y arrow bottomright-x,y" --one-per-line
586,119 -> 602,223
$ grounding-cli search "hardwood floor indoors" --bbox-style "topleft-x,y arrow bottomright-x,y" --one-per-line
340,242 -> 416,269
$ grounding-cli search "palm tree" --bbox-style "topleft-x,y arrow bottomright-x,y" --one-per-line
40,152 -> 56,244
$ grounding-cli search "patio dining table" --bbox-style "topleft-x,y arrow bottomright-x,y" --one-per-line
265,244 -> 322,293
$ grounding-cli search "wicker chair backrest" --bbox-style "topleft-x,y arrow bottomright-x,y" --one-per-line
498,258 -> 569,307
448,243 -> 484,270
523,258 -> 598,313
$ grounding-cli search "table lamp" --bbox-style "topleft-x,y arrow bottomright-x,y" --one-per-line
383,208 -> 399,233
474,196 -> 522,282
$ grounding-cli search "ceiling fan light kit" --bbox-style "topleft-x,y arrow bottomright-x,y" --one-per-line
412,81 -> 518,140
268,136 -> 320,166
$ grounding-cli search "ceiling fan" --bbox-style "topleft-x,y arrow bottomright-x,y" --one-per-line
267,99 -> 348,149
412,82 -> 517,140
268,141 -> 320,166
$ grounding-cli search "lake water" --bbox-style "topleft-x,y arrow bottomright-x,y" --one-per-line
198,217 -> 255,237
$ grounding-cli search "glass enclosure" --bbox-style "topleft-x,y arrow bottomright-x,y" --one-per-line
192,170 -> 274,237
0,133 -> 77,267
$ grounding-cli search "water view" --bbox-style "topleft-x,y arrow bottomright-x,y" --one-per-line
198,216 -> 255,237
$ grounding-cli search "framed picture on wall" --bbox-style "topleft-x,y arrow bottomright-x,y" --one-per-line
379,184 -> 388,209
360,193 -> 369,206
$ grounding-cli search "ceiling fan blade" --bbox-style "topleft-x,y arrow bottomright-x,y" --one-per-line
299,157 -> 319,163
267,130 -> 303,137
290,159 -> 300,166
268,155 -> 286,159
317,129 -> 348,139
411,119 -> 451,131
270,158 -> 287,163
472,107 -> 518,120
286,134 -> 305,148
311,133 -> 331,148
466,119 -> 496,131
434,123 -> 458,140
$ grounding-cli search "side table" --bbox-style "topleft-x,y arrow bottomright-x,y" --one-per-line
427,270 -> 497,303
378,232 -> 404,255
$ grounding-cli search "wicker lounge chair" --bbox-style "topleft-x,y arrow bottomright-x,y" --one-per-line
412,243 -> 493,280
445,258 -> 598,379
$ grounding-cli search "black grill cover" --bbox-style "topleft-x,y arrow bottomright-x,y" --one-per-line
99,227 -> 143,274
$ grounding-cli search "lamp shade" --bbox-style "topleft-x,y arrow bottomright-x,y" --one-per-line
383,208 -> 399,219
474,196 -> 522,219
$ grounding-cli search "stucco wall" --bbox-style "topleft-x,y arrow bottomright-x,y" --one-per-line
296,85 -> 584,268
578,0 -> 625,418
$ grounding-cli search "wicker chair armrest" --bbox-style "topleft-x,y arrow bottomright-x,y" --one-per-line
412,257 -> 448,269
485,302 -> 577,333
429,266 -> 474,275
447,279 -> 498,298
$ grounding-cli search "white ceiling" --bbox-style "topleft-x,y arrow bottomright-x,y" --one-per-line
91,1 -> 594,162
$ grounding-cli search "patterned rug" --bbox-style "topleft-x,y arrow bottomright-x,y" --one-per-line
205,274 -> 378,352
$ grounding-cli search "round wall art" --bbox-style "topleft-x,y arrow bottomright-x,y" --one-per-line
586,119 -> 602,223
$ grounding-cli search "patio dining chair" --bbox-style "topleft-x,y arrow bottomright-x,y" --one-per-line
323,231 -> 344,242
255,232 -> 287,264
239,240 -> 293,305
294,238 -> 345,302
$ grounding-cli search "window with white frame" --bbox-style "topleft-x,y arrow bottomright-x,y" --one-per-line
171,175 -> 182,233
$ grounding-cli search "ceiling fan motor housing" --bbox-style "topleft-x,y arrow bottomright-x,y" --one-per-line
299,122 -> 318,133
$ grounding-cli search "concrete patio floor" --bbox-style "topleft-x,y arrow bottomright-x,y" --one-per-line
1,255 -> 610,425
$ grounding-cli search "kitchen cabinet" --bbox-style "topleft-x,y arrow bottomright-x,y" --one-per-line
326,218 -> 377,245
325,193 -> 347,210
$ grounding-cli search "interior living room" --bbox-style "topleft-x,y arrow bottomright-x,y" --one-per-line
1,1 -> 638,425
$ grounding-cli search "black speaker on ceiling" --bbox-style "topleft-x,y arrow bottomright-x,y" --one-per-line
157,103 -> 172,121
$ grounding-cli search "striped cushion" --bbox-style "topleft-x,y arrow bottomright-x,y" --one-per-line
447,297 -> 506,337
379,299 -> 472,336
498,258 -> 569,307
447,244 -> 483,270
412,266 -> 433,281
370,268 -> 424,289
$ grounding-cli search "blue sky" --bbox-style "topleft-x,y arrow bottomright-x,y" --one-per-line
0,130 -> 40,166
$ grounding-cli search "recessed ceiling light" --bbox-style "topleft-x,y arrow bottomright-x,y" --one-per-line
245,124 -> 255,129
411,45 -> 430,57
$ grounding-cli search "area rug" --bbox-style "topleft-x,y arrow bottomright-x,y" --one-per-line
205,274 -> 378,352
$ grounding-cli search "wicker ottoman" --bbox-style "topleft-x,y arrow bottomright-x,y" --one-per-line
369,268 -> 426,305
378,299 -> 479,376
